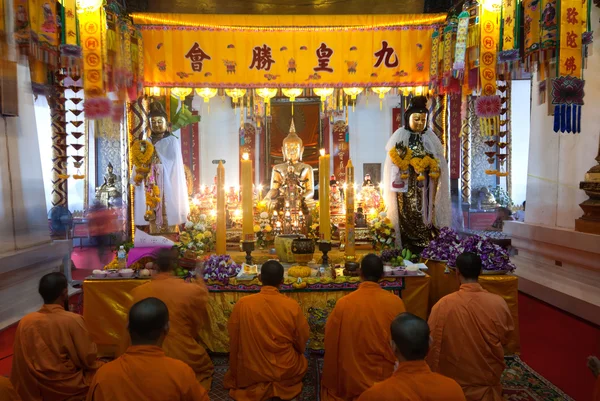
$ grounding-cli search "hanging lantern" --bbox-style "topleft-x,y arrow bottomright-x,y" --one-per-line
225,88 -> 247,104
171,87 -> 193,99
371,87 -> 392,110
313,88 -> 334,112
342,87 -> 363,112
256,88 -> 278,116
195,88 -> 218,113
147,87 -> 161,97
281,88 -> 303,115
76,0 -> 103,13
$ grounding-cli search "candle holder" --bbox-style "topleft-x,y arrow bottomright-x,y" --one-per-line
318,240 -> 332,266
241,241 -> 255,265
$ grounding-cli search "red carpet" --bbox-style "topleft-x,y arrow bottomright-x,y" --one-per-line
519,293 -> 600,401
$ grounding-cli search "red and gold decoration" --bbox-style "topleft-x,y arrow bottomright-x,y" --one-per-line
332,120 -> 349,183
523,0 -> 542,65
49,71 -> 69,206
479,0 -> 500,97
552,0 -> 586,134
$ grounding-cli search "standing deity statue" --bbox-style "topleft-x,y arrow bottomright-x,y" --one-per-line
264,119 -> 314,213
383,96 -> 451,251
132,99 -> 189,233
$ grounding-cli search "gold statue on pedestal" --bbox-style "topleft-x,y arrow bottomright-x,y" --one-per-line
264,119 -> 315,214
575,140 -> 600,234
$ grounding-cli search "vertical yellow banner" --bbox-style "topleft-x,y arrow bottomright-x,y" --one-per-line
480,3 -> 500,95
79,9 -> 104,96
558,0 -> 583,77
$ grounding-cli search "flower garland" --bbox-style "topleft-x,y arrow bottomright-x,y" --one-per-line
389,147 -> 441,181
131,139 -> 154,185
145,184 -> 161,209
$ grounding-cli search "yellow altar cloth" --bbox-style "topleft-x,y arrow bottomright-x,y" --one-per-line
425,260 -> 520,354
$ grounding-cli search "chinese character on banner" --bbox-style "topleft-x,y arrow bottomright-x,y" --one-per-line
185,42 -> 211,72
565,31 -> 578,48
249,44 -> 275,71
314,42 -> 334,72
374,41 -> 399,68
566,7 -> 579,24
564,56 -> 577,74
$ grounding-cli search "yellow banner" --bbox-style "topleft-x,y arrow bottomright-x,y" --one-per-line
524,0 -> 541,55
61,0 -> 77,46
135,14 -> 444,88
558,0 -> 583,77
480,3 -> 500,96
79,9 -> 104,96
502,0 -> 517,51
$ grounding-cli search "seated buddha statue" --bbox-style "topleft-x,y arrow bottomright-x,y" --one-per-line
264,119 -> 314,213
329,175 -> 344,214
95,162 -> 121,208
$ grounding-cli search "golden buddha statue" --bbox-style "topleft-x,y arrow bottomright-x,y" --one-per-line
95,162 -> 121,208
264,119 -> 315,213
383,96 -> 451,251
133,99 -> 189,234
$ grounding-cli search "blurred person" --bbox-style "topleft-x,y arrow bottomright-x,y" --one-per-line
427,252 -> 514,401
11,272 -> 103,401
129,249 -> 213,390
87,201 -> 119,265
514,201 -> 526,222
357,313 -> 465,401
87,298 -> 209,401
487,206 -> 514,231
0,377 -> 20,401
321,254 -> 406,401
224,260 -> 309,401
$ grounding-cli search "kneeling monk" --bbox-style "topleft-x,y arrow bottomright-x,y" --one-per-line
224,260 -> 310,401
130,249 -> 213,390
11,273 -> 104,401
0,377 -> 20,401
321,254 -> 406,401
87,298 -> 209,401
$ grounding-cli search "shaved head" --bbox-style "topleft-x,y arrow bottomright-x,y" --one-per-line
39,272 -> 68,304
391,312 -> 430,361
128,297 -> 169,345
260,260 -> 284,287
360,254 -> 384,282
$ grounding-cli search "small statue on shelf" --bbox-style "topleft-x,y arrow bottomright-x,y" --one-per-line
355,207 -> 367,228
329,175 -> 344,214
95,162 -> 121,208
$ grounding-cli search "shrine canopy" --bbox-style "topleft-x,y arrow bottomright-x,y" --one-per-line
132,13 -> 446,89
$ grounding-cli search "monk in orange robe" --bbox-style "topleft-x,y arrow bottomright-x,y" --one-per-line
0,377 -> 20,401
224,260 -> 310,401
427,252 -> 514,401
321,254 -> 406,401
11,272 -> 104,401
588,356 -> 600,401
87,298 -> 209,401
358,313 -> 465,401
130,249 -> 213,390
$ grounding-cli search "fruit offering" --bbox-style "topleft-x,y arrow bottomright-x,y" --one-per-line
288,265 -> 312,278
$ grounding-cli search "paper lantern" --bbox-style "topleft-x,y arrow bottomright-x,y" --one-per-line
256,88 -> 278,116
281,88 -> 303,115
313,87 -> 334,111
225,88 -> 247,104
195,88 -> 218,103
371,87 -> 392,110
342,87 -> 363,100
171,87 -> 193,99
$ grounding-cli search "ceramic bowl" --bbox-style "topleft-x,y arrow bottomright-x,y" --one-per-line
92,270 -> 107,278
106,270 -> 120,278
119,269 -> 135,278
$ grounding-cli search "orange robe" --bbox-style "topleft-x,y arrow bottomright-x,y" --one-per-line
130,273 -> 214,389
356,360 -> 466,401
594,375 -> 600,401
0,376 -> 21,401
321,281 -> 406,401
427,283 -> 514,401
224,286 -> 310,401
10,304 -> 104,401
86,345 -> 209,401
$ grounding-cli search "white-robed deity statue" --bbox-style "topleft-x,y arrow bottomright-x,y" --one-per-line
383,96 -> 451,251
132,99 -> 189,233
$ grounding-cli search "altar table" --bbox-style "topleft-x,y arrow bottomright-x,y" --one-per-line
83,274 -> 431,357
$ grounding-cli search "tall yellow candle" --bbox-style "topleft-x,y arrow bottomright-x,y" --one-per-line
216,161 -> 226,254
345,159 -> 355,259
319,149 -> 331,241
241,153 -> 254,241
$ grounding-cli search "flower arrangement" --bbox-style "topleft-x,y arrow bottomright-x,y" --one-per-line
202,254 -> 241,284
447,235 -> 516,273
369,211 -> 396,250
175,214 -> 216,258
380,248 -> 404,266
288,265 -> 312,278
131,140 -> 154,185
254,212 -> 274,248
421,227 -> 462,261
389,147 -> 441,181
307,202 -> 338,242
145,184 -> 161,209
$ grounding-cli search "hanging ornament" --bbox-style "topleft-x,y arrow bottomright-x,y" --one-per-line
225,88 -> 247,104
171,87 -> 193,99
281,88 -> 303,115
313,88 -> 334,112
256,88 -> 278,116
371,87 -> 391,110
195,88 -> 218,113
475,95 -> 502,137
342,87 -> 363,112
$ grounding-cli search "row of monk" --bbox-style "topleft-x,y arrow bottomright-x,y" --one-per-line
3,251 -> 516,401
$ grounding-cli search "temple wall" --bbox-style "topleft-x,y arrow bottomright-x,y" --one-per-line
526,6 -> 600,229
510,80 -> 532,206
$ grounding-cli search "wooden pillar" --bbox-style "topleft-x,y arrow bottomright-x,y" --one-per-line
48,72 -> 68,208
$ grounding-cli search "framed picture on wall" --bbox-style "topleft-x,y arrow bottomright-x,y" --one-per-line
363,163 -> 382,186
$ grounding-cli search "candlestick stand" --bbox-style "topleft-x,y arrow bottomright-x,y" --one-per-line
318,240 -> 332,266
242,241 -> 255,265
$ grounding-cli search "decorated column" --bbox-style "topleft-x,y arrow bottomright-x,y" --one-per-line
345,160 -> 355,261
216,161 -> 226,254
49,75 -> 68,208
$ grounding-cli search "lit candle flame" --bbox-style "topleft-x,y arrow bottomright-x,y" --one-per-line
320,148 -> 326,157
242,153 -> 250,161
